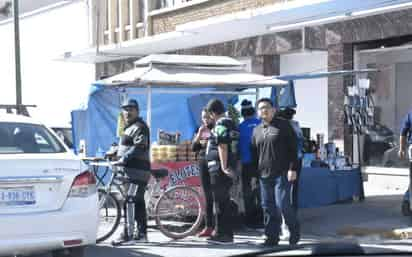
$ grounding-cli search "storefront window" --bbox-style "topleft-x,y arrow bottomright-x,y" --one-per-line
356,48 -> 412,169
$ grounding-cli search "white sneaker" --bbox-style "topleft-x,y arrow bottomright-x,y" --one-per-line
280,224 -> 290,241
111,233 -> 135,246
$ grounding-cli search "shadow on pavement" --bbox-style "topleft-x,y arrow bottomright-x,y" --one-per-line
87,245 -> 163,257
97,240 -> 262,250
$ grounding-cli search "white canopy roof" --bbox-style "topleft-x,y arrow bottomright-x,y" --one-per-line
98,54 -> 287,88
134,54 -> 244,68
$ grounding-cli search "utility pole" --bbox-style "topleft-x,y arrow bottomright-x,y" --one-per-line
13,0 -> 22,114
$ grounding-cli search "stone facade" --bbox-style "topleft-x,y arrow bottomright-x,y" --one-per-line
151,0 -> 285,35
176,30 -> 302,57
327,43 -> 353,154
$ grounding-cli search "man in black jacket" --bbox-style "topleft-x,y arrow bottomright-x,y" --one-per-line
205,99 -> 239,244
111,99 -> 151,245
251,98 -> 300,247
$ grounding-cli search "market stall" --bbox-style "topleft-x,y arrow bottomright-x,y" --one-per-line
72,54 -> 288,214
72,54 -> 368,212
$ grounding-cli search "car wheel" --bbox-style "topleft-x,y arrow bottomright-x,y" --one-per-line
52,246 -> 85,257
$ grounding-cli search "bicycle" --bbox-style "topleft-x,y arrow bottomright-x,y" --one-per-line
86,158 -> 204,243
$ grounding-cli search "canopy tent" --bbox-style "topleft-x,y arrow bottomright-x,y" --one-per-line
72,54 -> 288,156
99,54 -> 287,89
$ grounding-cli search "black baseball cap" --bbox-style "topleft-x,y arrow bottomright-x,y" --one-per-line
121,99 -> 139,110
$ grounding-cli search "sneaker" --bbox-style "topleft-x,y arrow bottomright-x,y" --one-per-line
134,233 -> 148,243
111,233 -> 134,246
198,227 -> 214,237
289,231 -> 300,246
280,224 -> 290,241
260,238 -> 279,248
206,234 -> 234,245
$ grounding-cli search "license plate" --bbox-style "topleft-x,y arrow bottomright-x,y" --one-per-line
0,187 -> 36,206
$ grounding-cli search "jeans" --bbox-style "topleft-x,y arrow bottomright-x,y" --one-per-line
291,159 -> 302,211
210,170 -> 234,237
403,162 -> 412,202
199,159 -> 214,228
260,175 -> 300,241
123,181 -> 147,236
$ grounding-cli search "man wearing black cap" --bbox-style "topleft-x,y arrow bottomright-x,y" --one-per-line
111,99 -> 151,245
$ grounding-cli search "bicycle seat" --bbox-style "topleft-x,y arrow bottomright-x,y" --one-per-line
151,169 -> 169,179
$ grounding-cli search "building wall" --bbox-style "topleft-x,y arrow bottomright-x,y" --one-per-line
0,1 -> 95,126
151,0 -> 285,34
280,51 -> 329,141
96,7 -> 412,156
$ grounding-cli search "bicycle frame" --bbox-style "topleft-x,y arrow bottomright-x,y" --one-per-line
89,159 -> 166,217
90,158 -> 204,241
88,160 -> 127,200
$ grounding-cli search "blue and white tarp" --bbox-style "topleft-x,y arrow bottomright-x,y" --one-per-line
71,85 -> 236,156
70,54 -> 289,157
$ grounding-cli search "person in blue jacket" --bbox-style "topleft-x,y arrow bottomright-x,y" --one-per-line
238,100 -> 262,228
399,110 -> 412,216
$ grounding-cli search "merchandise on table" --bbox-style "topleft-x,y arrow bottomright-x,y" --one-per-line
301,131 -> 354,171
151,141 -> 199,162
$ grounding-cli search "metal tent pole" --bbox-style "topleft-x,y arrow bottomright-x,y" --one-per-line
13,0 -> 22,114
147,84 -> 152,128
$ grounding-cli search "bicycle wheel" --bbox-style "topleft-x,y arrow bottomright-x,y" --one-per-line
97,189 -> 122,243
154,186 -> 203,239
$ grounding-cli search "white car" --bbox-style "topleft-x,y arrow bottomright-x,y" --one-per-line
0,114 -> 98,257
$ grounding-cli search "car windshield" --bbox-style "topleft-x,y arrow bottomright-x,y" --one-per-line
0,122 -> 66,154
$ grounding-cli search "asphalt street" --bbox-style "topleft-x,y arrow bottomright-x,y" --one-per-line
29,182 -> 412,257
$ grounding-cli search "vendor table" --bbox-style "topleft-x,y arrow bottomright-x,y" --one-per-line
298,167 -> 362,208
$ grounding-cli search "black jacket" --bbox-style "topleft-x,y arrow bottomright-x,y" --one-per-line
206,117 -> 239,172
117,117 -> 150,174
251,117 -> 298,179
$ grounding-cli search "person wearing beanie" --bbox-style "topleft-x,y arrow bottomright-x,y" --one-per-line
239,99 -> 262,228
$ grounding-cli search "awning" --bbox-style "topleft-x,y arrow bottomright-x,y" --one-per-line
94,54 -> 287,129
275,68 -> 379,81
58,0 -> 412,64
99,54 -> 288,88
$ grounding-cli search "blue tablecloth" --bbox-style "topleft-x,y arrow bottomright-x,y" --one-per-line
298,168 -> 361,208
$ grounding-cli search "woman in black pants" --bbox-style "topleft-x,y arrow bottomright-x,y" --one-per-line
192,109 -> 215,237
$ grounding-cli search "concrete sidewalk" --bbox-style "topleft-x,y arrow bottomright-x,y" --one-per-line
299,190 -> 412,243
